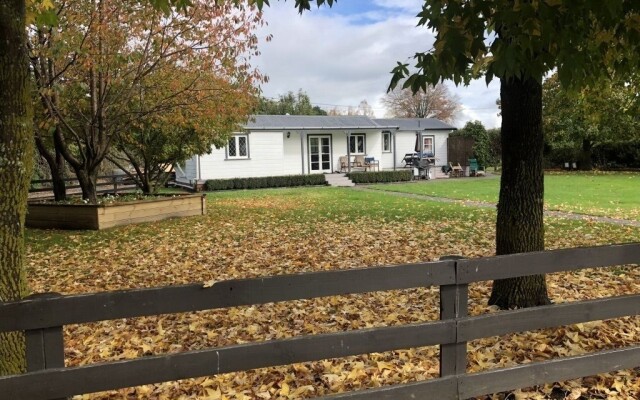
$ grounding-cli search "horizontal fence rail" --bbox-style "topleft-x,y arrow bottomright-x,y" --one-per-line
0,243 -> 638,399
457,243 -> 640,283
0,260 -> 455,333
28,174 -> 139,199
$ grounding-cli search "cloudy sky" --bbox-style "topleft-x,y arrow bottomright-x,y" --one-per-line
253,0 -> 502,128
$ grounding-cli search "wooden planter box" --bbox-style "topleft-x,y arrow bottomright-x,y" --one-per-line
26,194 -> 206,230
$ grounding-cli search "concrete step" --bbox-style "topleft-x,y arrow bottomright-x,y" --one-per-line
324,174 -> 355,187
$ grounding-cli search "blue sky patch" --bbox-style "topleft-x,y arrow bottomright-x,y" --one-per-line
314,0 -> 402,25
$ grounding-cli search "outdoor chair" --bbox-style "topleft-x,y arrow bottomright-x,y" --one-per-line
364,156 -> 379,171
354,155 -> 366,168
338,156 -> 348,172
449,162 -> 464,177
468,158 -> 486,177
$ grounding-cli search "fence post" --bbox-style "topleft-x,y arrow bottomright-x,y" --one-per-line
25,293 -> 67,400
439,256 -> 468,383
113,175 -> 118,195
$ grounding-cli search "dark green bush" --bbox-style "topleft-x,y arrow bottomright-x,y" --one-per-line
593,140 -> 640,169
544,143 -> 580,168
347,170 -> 412,184
204,174 -> 327,191
544,139 -> 640,169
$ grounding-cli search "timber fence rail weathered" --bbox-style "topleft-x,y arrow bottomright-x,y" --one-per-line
0,243 -> 638,399
29,174 -> 138,198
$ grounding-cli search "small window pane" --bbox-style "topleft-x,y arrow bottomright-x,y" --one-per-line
357,137 -> 364,153
228,138 -> 237,157
239,137 -> 247,156
423,137 -> 434,155
349,135 -> 365,154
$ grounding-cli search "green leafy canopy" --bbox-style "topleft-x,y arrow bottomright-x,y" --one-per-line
388,1 -> 640,92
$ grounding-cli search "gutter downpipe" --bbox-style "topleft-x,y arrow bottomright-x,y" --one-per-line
299,130 -> 305,175
393,130 -> 397,171
346,131 -> 351,174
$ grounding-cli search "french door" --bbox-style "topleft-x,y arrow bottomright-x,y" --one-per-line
308,135 -> 332,173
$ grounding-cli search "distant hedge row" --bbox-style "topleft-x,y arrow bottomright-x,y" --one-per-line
347,170 -> 412,184
204,174 -> 327,191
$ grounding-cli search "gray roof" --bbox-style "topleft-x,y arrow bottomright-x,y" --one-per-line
373,118 -> 457,131
244,115 -> 398,130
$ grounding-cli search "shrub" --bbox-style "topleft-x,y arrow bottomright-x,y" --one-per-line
347,170 -> 412,184
593,140 -> 640,169
204,174 -> 327,191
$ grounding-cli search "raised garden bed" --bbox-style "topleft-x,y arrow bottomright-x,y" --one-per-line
27,194 -> 206,230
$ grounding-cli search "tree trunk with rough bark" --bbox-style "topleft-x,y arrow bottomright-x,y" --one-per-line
50,149 -> 67,201
578,138 -> 593,171
75,168 -> 99,204
35,128 -> 67,201
489,76 -> 551,309
0,0 -> 31,376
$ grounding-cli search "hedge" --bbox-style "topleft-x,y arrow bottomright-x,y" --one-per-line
544,139 -> 640,169
593,140 -> 640,169
346,170 -> 412,184
204,174 -> 327,191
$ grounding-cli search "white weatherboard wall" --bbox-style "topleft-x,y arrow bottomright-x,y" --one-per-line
330,130 -> 384,172
380,133 -> 395,170
197,131 -> 287,180
175,127 -> 451,181
175,155 -> 198,182
283,132 -> 303,175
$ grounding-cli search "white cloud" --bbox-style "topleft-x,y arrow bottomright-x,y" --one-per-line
254,2 -> 501,129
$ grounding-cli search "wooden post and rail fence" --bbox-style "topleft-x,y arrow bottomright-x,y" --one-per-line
28,174 -> 138,199
0,243 -> 639,399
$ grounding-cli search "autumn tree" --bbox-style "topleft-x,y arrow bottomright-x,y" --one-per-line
257,89 -> 327,115
1,0 -> 258,373
383,83 -> 460,122
103,4 -> 262,194
29,0 -> 264,202
109,72 -> 259,194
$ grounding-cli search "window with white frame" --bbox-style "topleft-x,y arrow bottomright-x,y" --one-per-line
382,131 -> 392,153
227,134 -> 249,159
348,134 -> 366,154
422,135 -> 435,156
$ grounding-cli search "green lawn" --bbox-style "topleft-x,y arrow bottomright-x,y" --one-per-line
368,172 -> 640,220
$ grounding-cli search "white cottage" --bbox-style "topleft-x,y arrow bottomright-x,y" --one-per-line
175,115 -> 456,184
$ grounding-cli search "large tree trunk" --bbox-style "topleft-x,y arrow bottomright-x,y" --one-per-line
578,138 -> 593,171
75,169 -> 99,204
50,149 -> 67,201
35,128 -> 67,201
0,0 -> 31,375
489,76 -> 551,309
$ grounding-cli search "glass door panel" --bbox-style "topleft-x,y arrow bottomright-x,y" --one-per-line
309,136 -> 332,172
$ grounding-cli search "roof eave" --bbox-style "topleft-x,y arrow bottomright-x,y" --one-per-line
243,126 -> 399,131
